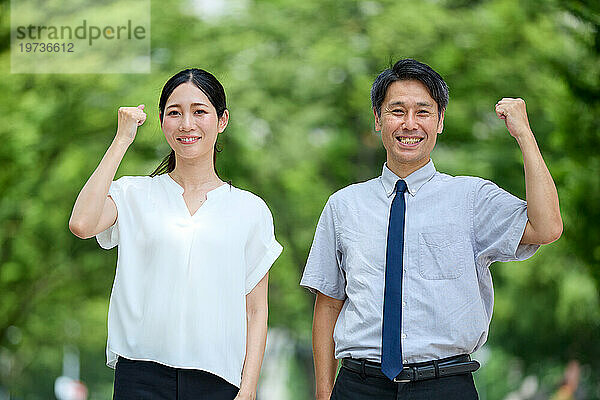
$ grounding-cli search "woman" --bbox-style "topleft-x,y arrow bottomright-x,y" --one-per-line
69,68 -> 282,400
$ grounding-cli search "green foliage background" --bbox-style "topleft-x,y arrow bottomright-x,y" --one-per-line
0,0 -> 598,398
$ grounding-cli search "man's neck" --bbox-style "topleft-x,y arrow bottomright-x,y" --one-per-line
386,158 -> 431,178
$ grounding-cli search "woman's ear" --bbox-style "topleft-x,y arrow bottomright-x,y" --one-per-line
218,109 -> 229,133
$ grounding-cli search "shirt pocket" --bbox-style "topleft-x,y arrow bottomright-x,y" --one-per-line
418,226 -> 465,280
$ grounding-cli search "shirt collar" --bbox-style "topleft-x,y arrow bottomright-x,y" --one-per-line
380,160 -> 436,197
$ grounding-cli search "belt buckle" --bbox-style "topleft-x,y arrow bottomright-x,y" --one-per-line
393,366 -> 412,383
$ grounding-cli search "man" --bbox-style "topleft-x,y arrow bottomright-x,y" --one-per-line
300,59 -> 562,399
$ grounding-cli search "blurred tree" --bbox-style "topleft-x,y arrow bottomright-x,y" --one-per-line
0,0 -> 598,398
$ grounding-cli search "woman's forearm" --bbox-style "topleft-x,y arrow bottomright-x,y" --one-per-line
69,138 -> 129,238
69,105 -> 146,238
237,274 -> 269,400
238,307 -> 268,399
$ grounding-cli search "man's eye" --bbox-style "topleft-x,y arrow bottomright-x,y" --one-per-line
418,110 -> 430,115
392,109 -> 404,114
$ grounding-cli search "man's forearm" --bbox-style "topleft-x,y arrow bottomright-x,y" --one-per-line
517,130 -> 563,244
313,293 -> 343,400
494,98 -> 562,244
313,324 -> 338,399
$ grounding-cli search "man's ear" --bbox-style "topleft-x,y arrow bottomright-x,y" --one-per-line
437,109 -> 445,134
373,108 -> 381,132
218,109 -> 229,133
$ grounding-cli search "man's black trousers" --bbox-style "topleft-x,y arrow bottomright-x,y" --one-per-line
330,364 -> 479,400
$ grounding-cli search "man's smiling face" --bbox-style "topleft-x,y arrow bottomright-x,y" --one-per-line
375,79 -> 444,177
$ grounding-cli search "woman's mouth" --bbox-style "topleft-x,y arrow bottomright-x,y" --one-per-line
176,136 -> 200,144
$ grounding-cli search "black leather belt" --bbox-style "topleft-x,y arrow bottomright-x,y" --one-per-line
341,354 -> 480,383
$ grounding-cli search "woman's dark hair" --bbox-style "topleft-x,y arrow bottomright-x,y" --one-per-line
150,68 -> 227,177
370,59 -> 449,119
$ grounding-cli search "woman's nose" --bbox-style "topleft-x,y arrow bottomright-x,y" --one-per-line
179,114 -> 194,131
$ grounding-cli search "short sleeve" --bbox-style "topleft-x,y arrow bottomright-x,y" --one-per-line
472,179 -> 540,268
300,198 -> 346,300
95,179 -> 124,250
245,199 -> 283,294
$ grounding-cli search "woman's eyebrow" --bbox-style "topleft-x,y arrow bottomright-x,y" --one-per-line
166,102 -> 209,109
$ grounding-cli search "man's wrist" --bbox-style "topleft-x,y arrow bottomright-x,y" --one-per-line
237,386 -> 256,399
514,128 -> 536,146
316,387 -> 334,400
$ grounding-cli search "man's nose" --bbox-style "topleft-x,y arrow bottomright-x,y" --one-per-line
402,112 -> 418,130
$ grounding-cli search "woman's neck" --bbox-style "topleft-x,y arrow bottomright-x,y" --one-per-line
169,155 -> 222,191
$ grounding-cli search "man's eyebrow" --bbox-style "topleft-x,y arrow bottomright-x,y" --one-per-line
388,101 -> 406,108
417,101 -> 434,107
387,101 -> 434,108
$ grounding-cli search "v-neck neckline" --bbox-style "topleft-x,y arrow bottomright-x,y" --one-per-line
162,174 -> 229,218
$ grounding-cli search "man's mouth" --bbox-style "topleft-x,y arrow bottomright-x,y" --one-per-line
396,136 -> 424,145
176,136 -> 200,144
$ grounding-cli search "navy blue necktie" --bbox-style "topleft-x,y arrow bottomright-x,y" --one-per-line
382,179 -> 408,380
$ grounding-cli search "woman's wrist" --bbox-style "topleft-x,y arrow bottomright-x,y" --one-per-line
111,135 -> 133,151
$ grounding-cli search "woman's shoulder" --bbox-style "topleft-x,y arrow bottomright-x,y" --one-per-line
113,175 -> 159,190
227,185 -> 272,213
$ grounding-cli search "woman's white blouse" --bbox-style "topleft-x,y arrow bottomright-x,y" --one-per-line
96,174 -> 282,387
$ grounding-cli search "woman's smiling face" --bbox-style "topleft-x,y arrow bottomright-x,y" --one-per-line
161,82 -> 228,160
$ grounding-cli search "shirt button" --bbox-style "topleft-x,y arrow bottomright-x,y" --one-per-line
401,333 -> 407,339
402,301 -> 406,307
404,359 -> 408,364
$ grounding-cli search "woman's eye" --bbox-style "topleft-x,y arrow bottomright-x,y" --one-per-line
167,110 -> 180,116
195,109 -> 206,115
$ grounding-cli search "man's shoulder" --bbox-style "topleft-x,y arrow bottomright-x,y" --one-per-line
329,176 -> 380,203
431,171 -> 488,188
428,172 -> 507,204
